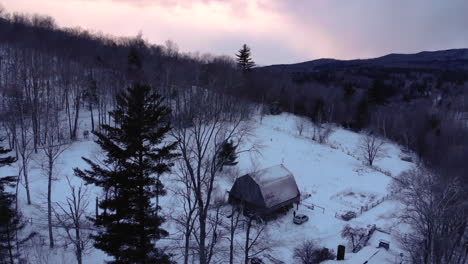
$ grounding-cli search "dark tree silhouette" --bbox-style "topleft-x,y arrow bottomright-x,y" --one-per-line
368,79 -> 387,105
0,140 -> 35,264
74,84 -> 178,264
217,140 -> 238,171
235,44 -> 255,71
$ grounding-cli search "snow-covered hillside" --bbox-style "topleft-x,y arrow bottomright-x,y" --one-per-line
0,112 -> 414,263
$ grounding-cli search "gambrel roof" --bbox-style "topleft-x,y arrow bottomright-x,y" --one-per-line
229,164 -> 300,214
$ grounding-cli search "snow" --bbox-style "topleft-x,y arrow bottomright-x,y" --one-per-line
250,164 -> 300,208
254,164 -> 291,182
0,111 -> 414,263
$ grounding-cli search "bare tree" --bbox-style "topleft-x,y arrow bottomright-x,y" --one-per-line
15,99 -> 34,205
205,192 -> 226,263
53,177 -> 92,264
315,123 -> 333,144
293,240 -> 316,264
171,87 -> 253,264
226,206 -> 242,264
40,118 -> 67,248
341,224 -> 369,253
222,166 -> 243,264
295,118 -> 306,136
392,168 -> 468,264
310,98 -> 334,144
242,216 -> 268,264
293,240 -> 336,264
171,162 -> 199,264
359,132 -> 385,166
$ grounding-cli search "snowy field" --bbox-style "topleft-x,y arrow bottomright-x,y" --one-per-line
0,112 -> 414,263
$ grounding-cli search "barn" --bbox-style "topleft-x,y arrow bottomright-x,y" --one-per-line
228,164 -> 301,217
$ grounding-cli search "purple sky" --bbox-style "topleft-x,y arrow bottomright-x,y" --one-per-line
2,0 -> 468,65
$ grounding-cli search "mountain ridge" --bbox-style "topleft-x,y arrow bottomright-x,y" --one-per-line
260,48 -> 468,72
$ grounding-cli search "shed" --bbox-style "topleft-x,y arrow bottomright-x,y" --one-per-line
228,164 -> 301,216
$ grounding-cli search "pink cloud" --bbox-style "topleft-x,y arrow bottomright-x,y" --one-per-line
2,0 -> 468,64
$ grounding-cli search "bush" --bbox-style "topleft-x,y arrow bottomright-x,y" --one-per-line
341,211 -> 357,221
293,240 -> 336,264
341,224 -> 376,253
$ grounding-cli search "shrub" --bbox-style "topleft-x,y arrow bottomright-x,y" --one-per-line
293,240 -> 336,264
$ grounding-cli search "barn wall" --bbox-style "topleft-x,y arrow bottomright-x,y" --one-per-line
265,195 -> 300,214
229,175 -> 266,208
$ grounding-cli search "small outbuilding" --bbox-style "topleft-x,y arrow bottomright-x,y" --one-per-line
228,164 -> 301,217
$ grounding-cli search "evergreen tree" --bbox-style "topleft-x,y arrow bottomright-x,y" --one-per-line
343,83 -> 356,101
74,83 -> 177,264
235,44 -> 255,71
0,141 -> 34,264
127,47 -> 144,82
0,176 -> 22,264
354,97 -> 369,131
368,79 -> 387,105
312,98 -> 326,123
217,140 -> 238,171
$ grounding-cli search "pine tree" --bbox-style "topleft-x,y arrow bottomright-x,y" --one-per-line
0,141 -> 34,264
74,83 -> 177,264
217,140 -> 238,171
235,44 -> 255,71
368,79 -> 387,105
354,97 -> 369,131
0,177 -> 22,264
127,47 -> 144,82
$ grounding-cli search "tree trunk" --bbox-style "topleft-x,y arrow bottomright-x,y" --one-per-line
183,231 -> 190,264
229,225 -> 235,264
75,223 -> 82,264
31,92 -> 39,153
66,90 -> 73,140
48,153 -> 54,248
198,209 -> 207,264
229,206 -> 241,264
19,105 -> 31,205
244,218 -> 252,264
22,159 -> 31,205
90,104 -> 95,132
7,224 -> 14,264
72,93 -> 81,140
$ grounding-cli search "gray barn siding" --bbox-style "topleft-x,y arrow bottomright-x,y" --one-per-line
228,175 -> 265,208
228,165 -> 301,216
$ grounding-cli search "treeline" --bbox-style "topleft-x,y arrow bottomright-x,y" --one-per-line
254,65 -> 468,184
0,10 -> 243,149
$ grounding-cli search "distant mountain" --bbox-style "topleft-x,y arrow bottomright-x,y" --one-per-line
260,49 -> 468,72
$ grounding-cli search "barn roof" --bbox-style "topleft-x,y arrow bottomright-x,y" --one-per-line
251,164 -> 300,208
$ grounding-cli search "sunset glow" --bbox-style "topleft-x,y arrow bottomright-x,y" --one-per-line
3,0 -> 468,64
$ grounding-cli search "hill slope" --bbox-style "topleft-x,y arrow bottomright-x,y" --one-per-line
261,48 -> 468,72
0,112 -> 414,263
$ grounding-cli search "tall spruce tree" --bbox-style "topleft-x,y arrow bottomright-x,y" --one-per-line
235,44 -> 255,71
368,79 -> 387,105
0,177 -> 22,264
0,141 -> 34,264
74,83 -> 177,264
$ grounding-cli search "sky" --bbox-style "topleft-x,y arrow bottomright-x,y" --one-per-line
2,0 -> 468,65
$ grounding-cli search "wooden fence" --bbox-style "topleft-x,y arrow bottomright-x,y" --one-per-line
335,191 -> 396,220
